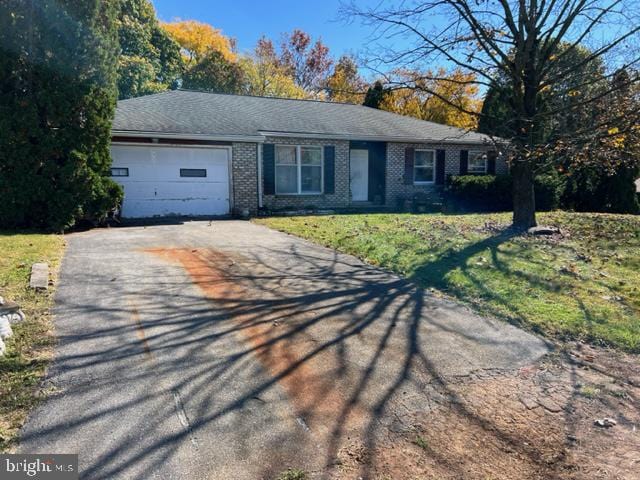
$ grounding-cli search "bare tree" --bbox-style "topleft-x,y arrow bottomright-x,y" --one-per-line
342,0 -> 640,228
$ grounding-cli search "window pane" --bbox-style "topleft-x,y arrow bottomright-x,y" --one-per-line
415,150 -> 434,167
180,168 -> 206,177
414,167 -> 434,182
301,147 -> 322,165
301,165 -> 322,193
110,168 -> 129,177
276,165 -> 298,193
468,152 -> 487,173
276,146 -> 297,165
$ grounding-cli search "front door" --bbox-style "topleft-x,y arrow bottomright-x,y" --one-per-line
350,149 -> 369,201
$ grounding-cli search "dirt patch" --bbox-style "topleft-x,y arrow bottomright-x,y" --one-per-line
147,247 -> 640,479
336,353 -> 640,480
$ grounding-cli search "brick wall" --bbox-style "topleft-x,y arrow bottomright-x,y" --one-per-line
260,136 -> 351,211
385,142 -> 507,207
231,138 -> 509,214
231,142 -> 259,215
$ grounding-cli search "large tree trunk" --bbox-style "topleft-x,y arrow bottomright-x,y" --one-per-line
512,160 -> 537,229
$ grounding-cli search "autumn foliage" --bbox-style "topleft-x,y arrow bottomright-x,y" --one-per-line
161,20 -> 236,64
377,69 -> 482,129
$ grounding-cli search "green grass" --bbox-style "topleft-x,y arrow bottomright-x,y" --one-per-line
579,385 -> 601,399
0,231 -> 65,452
276,468 -> 307,480
413,435 -> 429,450
256,212 -> 640,352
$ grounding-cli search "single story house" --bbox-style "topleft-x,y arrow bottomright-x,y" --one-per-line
111,89 -> 506,218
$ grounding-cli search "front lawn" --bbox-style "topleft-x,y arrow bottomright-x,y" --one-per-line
256,212 -> 640,352
0,232 -> 65,451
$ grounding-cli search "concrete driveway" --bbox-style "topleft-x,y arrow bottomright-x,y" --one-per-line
19,220 -> 548,479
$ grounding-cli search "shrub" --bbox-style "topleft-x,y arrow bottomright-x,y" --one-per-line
534,170 -> 565,211
445,173 -> 563,212
0,0 -> 120,230
445,174 -> 511,212
562,163 -> 640,214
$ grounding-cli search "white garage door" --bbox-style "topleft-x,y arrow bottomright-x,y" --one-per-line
110,144 -> 231,218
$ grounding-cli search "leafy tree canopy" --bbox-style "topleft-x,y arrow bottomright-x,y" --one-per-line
326,55 -> 366,104
182,50 -> 245,94
162,20 -> 236,65
116,0 -> 183,99
373,69 -> 482,129
363,81 -> 389,109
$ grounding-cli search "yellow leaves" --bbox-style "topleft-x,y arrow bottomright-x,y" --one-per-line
325,56 -> 365,103
239,57 -> 307,99
161,20 -> 236,64
610,134 -> 626,149
378,68 -> 481,129
601,127 -> 626,149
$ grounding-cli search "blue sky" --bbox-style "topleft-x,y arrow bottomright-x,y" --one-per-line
152,0 -> 375,58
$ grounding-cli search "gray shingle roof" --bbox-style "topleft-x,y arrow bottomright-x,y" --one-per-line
113,89 -> 491,144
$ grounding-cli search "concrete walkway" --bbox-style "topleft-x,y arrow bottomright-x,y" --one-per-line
19,220 -> 548,479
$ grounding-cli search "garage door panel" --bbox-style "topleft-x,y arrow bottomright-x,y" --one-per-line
110,145 -> 231,217
116,181 -> 229,201
121,198 -> 223,218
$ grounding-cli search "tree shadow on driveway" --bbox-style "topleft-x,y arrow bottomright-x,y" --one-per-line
18,226 -> 560,479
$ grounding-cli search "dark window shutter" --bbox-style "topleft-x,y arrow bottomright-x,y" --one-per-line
324,145 -> 335,194
435,149 -> 446,185
263,144 -> 275,195
460,150 -> 469,175
487,152 -> 496,174
404,147 -> 415,185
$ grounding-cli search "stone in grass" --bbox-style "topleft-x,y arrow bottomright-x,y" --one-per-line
537,396 -> 563,413
0,316 -> 12,340
528,225 -> 561,236
0,297 -> 26,352
519,394 -> 539,410
30,263 -> 49,291
594,418 -> 617,428
0,296 -> 26,324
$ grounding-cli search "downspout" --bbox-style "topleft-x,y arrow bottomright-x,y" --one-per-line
257,143 -> 263,209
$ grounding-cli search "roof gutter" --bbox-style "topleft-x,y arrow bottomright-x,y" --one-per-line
111,130 -> 501,146
112,130 -> 266,143
258,131 -> 494,145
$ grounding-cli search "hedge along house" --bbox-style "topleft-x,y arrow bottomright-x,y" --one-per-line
111,89 -> 507,218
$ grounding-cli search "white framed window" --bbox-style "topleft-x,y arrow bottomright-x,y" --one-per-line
414,149 -> 435,184
468,151 -> 488,174
275,145 -> 323,195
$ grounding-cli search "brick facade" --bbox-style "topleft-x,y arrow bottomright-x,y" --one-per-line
260,136 -> 351,211
231,142 -> 259,215
230,138 -> 508,215
385,143 -> 506,207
